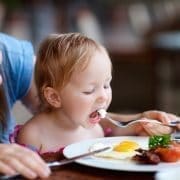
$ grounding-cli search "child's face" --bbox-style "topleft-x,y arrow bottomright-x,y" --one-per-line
59,50 -> 112,128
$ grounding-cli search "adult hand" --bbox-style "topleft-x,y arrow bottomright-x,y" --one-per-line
136,110 -> 179,136
0,143 -> 51,179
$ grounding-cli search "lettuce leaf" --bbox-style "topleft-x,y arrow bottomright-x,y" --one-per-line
149,134 -> 171,149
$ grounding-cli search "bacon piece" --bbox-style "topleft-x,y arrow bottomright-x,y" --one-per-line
133,148 -> 160,164
133,142 -> 180,164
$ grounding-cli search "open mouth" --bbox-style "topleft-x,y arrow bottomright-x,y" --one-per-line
89,109 -> 107,124
90,109 -> 107,118
89,110 -> 101,124
90,111 -> 99,118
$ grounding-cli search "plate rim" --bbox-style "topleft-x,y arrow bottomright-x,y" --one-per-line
63,136 -> 180,172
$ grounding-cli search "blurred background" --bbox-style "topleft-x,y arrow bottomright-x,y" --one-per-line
1,0 -> 180,123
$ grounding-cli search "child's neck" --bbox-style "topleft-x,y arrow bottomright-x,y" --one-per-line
43,110 -> 82,131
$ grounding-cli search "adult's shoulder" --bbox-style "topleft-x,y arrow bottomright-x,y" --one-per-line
0,33 -> 35,104
0,32 -> 34,55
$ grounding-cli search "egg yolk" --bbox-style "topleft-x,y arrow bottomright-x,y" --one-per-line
113,141 -> 139,152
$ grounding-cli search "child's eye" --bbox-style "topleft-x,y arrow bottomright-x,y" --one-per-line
104,85 -> 109,89
83,89 -> 95,95
104,83 -> 111,89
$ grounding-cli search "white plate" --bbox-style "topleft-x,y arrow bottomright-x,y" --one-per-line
156,168 -> 180,180
63,136 -> 180,172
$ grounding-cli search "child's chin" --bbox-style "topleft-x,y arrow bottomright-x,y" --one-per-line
82,122 -> 96,129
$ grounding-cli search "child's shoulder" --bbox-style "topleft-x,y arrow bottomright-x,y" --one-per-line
16,116 -> 43,147
21,113 -> 47,131
21,116 -> 41,133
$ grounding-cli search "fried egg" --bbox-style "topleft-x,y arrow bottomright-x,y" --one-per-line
90,140 -> 140,160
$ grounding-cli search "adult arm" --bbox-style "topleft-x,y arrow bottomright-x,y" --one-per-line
101,110 -> 179,136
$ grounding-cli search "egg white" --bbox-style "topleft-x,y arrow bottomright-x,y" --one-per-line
90,142 -> 139,160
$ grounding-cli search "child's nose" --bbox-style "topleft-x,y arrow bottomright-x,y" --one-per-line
97,90 -> 108,103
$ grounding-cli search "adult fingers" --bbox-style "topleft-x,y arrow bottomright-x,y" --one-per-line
134,123 -> 149,136
12,145 -> 51,178
143,111 -> 170,124
0,144 -> 50,179
142,122 -> 172,136
1,155 -> 37,179
0,161 -> 16,176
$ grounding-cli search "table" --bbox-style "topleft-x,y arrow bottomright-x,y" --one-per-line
35,163 -> 155,180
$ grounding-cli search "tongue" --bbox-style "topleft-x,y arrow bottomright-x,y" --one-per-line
90,111 -> 99,118
89,112 -> 101,124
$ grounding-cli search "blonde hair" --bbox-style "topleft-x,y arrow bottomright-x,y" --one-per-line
35,33 -> 110,110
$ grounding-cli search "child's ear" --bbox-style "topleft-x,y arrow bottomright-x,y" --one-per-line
44,87 -> 61,108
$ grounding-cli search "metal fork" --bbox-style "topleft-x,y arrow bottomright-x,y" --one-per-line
105,115 -> 180,128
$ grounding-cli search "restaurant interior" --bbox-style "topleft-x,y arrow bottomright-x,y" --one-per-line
1,0 -> 180,122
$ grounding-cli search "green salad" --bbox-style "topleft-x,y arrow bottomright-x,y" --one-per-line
148,134 -> 171,149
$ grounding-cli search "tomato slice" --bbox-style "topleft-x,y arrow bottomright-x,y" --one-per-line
155,144 -> 180,162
